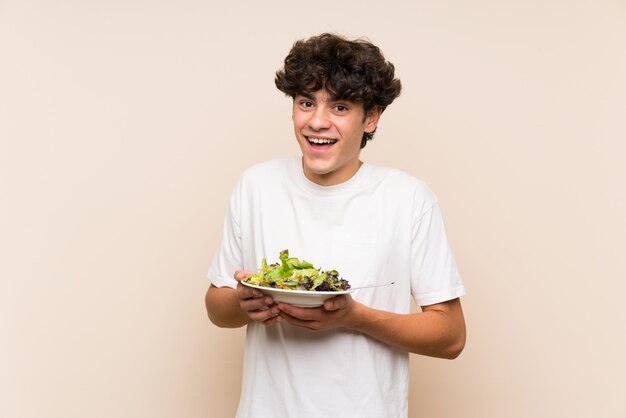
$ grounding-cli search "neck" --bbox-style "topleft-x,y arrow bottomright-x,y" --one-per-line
302,159 -> 363,186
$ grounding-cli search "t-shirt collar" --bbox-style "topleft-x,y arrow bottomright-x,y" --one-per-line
289,156 -> 372,195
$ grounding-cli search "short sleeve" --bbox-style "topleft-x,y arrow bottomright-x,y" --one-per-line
410,201 -> 466,306
207,178 -> 243,289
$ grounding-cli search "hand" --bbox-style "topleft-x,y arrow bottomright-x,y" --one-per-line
276,294 -> 356,331
234,270 -> 282,325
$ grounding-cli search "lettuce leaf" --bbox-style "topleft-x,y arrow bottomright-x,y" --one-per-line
244,249 -> 350,291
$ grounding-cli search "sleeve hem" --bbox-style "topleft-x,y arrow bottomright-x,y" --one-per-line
208,273 -> 237,289
415,285 -> 466,307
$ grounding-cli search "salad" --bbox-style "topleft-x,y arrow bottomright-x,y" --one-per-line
243,249 -> 351,292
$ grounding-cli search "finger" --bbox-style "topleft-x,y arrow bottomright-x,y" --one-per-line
277,303 -> 321,321
235,282 -> 257,300
233,269 -> 255,282
241,296 -> 274,312
277,311 -> 319,330
323,299 -> 336,311
249,305 -> 281,322
262,313 -> 284,325
323,295 -> 347,311
236,281 -> 268,300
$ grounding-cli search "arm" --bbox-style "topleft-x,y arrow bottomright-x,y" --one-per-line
276,296 -> 466,359
205,270 -> 282,328
349,298 -> 466,359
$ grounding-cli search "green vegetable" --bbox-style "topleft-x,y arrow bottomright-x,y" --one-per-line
243,249 -> 350,291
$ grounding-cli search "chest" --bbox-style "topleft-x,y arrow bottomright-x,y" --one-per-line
240,187 -> 414,293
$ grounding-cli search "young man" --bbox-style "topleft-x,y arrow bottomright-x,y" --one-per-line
206,33 -> 466,418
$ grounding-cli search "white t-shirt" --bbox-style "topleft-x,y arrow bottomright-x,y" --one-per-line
208,157 -> 465,418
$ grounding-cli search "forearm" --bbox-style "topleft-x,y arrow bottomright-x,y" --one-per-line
347,299 -> 466,359
205,285 -> 251,328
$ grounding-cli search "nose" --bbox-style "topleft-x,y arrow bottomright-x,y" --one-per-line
307,107 -> 331,131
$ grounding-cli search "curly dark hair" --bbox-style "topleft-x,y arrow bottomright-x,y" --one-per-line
275,33 -> 402,148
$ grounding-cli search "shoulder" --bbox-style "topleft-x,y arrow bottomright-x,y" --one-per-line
240,158 -> 293,181
230,158 -> 296,201
368,164 -> 438,205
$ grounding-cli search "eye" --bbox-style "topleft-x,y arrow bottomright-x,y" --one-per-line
334,104 -> 348,112
299,100 -> 314,108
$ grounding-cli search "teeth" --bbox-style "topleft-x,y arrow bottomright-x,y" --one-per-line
308,137 -> 337,144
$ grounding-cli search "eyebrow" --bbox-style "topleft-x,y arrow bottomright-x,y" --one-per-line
296,92 -> 315,100
296,93 -> 348,104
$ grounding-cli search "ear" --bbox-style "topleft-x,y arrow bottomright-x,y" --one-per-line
364,106 -> 382,133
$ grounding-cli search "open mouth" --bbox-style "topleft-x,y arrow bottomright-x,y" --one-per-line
306,137 -> 337,147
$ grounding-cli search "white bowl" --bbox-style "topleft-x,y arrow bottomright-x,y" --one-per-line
241,281 -> 353,308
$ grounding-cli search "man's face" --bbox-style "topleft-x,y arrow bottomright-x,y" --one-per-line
292,89 -> 381,186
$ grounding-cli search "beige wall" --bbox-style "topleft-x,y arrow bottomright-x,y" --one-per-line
2,1 -> 625,417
